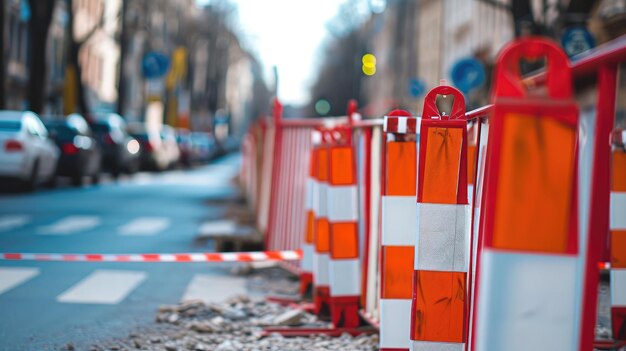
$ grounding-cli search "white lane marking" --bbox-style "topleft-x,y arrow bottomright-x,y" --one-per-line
57,270 -> 146,304
0,215 -> 30,232
38,216 -> 101,235
0,267 -> 40,295
181,274 -> 246,304
118,217 -> 171,236
198,220 -> 237,236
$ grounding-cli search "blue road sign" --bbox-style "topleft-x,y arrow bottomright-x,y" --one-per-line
451,58 -> 486,94
561,27 -> 595,57
142,52 -> 170,79
408,78 -> 426,98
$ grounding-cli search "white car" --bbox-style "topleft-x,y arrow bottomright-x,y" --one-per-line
0,111 -> 59,189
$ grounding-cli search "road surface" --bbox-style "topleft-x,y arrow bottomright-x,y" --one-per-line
0,154 -> 247,351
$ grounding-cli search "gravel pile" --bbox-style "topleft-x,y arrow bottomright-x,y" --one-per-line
84,296 -> 377,351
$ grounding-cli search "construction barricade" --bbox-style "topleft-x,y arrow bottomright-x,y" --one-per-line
379,109 -> 420,351
611,129 -> 626,341
236,35 -> 626,350
472,38 -> 583,351
411,86 -> 470,350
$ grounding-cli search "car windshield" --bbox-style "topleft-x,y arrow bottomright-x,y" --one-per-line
46,124 -> 76,141
0,120 -> 21,131
91,123 -> 110,133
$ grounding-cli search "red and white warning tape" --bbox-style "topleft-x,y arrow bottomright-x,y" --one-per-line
0,250 -> 303,263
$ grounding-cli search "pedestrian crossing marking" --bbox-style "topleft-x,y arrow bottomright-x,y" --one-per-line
181,274 -> 246,304
38,216 -> 100,235
0,215 -> 30,232
57,269 -> 146,304
118,217 -> 171,236
0,267 -> 39,295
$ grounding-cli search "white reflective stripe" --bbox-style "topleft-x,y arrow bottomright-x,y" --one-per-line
318,183 -> 328,217
313,253 -> 330,285
329,259 -> 360,296
398,117 -> 408,133
610,192 -> 626,229
189,253 -> 207,262
380,299 -> 411,349
220,253 -> 239,262
382,196 -> 417,246
411,341 -> 464,351
611,269 -> 626,306
415,203 -> 470,272
312,181 -> 320,213
306,178 -> 315,210
476,250 -> 578,351
248,252 -> 268,261
302,244 -> 314,271
327,185 -> 358,222
280,250 -> 301,260
383,116 -> 388,132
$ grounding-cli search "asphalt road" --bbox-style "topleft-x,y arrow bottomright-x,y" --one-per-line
0,154 -> 248,351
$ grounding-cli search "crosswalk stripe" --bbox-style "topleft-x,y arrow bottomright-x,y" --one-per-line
38,216 -> 101,235
57,270 -> 146,304
118,217 -> 171,236
181,274 -> 246,304
0,267 -> 39,295
0,215 -> 30,232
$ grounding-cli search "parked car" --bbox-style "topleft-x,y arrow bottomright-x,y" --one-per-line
91,113 -> 140,178
190,132 -> 216,163
44,114 -> 102,186
160,125 -> 180,168
0,111 -> 59,189
128,123 -> 175,171
176,128 -> 193,167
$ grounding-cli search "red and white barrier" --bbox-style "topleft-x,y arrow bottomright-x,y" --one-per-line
410,86 -> 470,351
327,123 -> 361,328
380,110 -> 420,351
473,38 -> 583,351
0,250 -> 303,262
611,131 -> 626,341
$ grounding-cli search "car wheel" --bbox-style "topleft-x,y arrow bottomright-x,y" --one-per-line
45,175 -> 57,189
71,173 -> 83,187
22,160 -> 39,192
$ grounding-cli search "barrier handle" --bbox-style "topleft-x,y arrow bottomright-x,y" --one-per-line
492,37 -> 572,99
422,85 -> 466,120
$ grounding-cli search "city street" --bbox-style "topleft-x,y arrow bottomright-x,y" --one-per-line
0,154 -> 247,351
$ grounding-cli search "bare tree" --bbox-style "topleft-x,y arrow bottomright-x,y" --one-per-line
0,0 -> 6,109
27,0 -> 56,113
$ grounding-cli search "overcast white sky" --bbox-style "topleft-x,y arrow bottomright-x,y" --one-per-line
196,0 -> 346,106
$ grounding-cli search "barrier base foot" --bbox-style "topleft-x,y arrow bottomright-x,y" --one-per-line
262,326 -> 377,338
593,339 -> 626,350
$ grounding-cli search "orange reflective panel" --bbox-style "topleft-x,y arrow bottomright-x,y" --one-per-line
330,222 -> 358,259
421,127 -> 463,204
330,147 -> 355,185
412,270 -> 466,343
318,148 -> 329,182
305,210 -> 315,244
492,114 -> 576,253
613,150 -> 626,192
612,230 -> 626,268
315,218 -> 330,252
386,141 -> 417,196
468,145 -> 476,185
381,246 -> 414,299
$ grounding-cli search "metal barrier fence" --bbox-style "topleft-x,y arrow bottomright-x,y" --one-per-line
238,35 -> 626,350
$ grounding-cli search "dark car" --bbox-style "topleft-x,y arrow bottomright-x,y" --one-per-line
91,113 -> 140,178
190,132 -> 216,163
44,114 -> 102,186
176,128 -> 193,167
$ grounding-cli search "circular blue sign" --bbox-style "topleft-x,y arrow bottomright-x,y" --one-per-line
451,58 -> 486,94
142,52 -> 170,79
408,78 -> 426,98
561,27 -> 595,57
